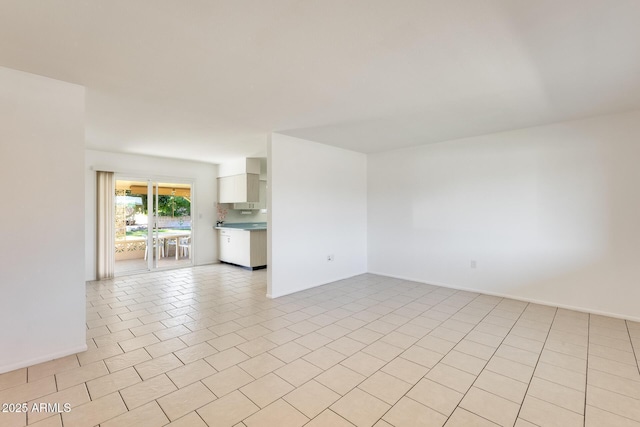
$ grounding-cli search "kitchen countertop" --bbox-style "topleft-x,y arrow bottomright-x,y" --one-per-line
215,222 -> 267,231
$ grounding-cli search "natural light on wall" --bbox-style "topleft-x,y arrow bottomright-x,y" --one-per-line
368,111 -> 639,320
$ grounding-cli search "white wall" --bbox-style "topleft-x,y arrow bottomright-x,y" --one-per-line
0,67 -> 86,373
85,150 -> 218,280
368,110 -> 640,321
268,133 -> 368,297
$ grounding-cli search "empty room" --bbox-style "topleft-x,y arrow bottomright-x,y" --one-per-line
1,1 -> 639,427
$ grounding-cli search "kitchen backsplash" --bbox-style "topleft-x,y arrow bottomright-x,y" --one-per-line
220,204 -> 267,223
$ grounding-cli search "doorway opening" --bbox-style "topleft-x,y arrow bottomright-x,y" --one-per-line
114,178 -> 193,276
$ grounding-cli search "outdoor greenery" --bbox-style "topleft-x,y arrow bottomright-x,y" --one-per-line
128,193 -> 191,217
157,195 -> 190,217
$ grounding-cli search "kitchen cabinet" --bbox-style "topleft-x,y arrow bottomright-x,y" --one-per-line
233,180 -> 266,210
218,173 -> 259,203
218,228 -> 267,268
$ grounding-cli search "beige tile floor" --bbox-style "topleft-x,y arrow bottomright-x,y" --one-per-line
114,257 -> 192,276
1,264 -> 640,427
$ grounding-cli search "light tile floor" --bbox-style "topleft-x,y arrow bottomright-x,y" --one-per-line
1,265 -> 640,427
114,257 -> 192,276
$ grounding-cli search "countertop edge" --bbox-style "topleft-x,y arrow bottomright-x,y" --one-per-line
214,226 -> 267,231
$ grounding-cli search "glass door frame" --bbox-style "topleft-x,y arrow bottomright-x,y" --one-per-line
114,174 -> 196,275
148,180 -> 155,271
151,179 -> 195,271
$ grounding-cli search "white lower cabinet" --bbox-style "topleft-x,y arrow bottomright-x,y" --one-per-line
218,228 -> 267,268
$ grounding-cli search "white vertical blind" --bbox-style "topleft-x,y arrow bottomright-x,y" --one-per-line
96,171 -> 115,279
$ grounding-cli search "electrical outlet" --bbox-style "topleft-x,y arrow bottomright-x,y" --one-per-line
327,254 -> 334,262
470,260 -> 477,269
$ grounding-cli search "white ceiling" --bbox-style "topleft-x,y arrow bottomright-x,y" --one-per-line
1,0 -> 639,164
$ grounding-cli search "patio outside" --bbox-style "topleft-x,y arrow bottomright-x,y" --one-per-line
115,180 -> 192,275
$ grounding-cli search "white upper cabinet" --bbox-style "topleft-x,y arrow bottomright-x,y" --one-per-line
218,173 -> 259,203
217,158 -> 261,203
233,180 -> 266,210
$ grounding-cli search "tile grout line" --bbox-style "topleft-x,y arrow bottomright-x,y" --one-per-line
260,282 -> 451,426
372,291 -> 522,426
315,293 -> 461,425
152,390 -> 172,425
580,386 -> 640,425
440,300 -> 542,426
323,408 -> 358,427
269,285 -> 448,425
12,268 -> 638,427
512,307 -> 559,425
117,390 -> 129,412
83,381 -> 92,403
624,320 -> 640,377
584,314 -> 590,427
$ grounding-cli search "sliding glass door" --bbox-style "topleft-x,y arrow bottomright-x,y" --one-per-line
153,182 -> 193,270
114,179 -> 149,275
114,177 -> 193,276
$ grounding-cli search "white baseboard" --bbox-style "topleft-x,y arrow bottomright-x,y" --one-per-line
367,271 -> 640,323
0,343 -> 88,375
